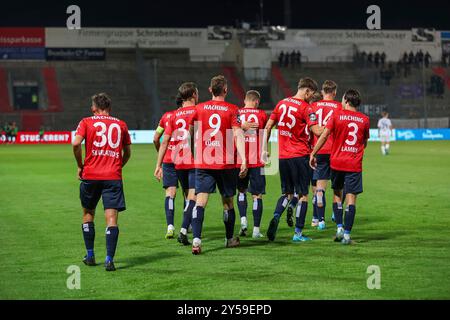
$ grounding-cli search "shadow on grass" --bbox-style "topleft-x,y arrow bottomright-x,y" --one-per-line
117,251 -> 180,270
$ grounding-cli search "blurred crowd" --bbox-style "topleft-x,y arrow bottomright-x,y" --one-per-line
278,50 -> 302,68
1,122 -> 18,144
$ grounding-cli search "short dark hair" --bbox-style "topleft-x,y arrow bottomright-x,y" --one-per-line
310,91 -> 323,103
343,89 -> 361,108
245,90 -> 261,101
175,93 -> 183,107
210,75 -> 227,96
298,77 -> 318,91
91,93 -> 111,110
322,80 -> 337,94
178,82 -> 198,101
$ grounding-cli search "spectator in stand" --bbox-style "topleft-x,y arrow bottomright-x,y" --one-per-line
296,50 -> 302,68
424,52 -> 432,68
374,51 -> 380,68
380,52 -> 386,67
290,50 -> 296,68
283,52 -> 289,67
39,126 -> 45,143
278,51 -> 284,67
367,52 -> 373,67
361,51 -> 367,67
10,122 -> 18,144
4,122 -> 12,143
396,59 -> 402,76
408,51 -> 414,65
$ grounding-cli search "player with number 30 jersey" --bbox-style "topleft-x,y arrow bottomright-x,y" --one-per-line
73,93 -> 131,272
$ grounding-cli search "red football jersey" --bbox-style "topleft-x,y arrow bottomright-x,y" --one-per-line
75,115 -> 131,180
165,105 -> 196,170
158,111 -> 175,164
238,107 -> 268,168
270,97 -> 318,159
311,100 -> 342,155
326,109 -> 370,172
191,100 -> 240,170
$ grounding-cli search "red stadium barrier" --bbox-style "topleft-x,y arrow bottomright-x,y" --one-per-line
42,67 -> 63,111
222,66 -> 245,102
0,68 -> 12,112
12,131 -> 71,144
271,65 -> 293,97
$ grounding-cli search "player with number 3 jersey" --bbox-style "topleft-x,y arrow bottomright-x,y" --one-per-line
73,93 -> 132,272
310,89 -> 370,245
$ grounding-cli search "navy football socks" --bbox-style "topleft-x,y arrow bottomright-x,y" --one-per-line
105,226 -> 119,262
273,195 -> 288,219
192,206 -> 205,239
223,208 -> 236,239
288,196 -> 299,210
164,196 -> 175,226
316,190 -> 326,222
295,201 -> 308,233
181,200 -> 195,230
253,199 -> 263,227
344,205 -> 356,233
82,222 -> 95,258
237,192 -> 248,218
334,202 -> 344,227
312,195 -> 318,220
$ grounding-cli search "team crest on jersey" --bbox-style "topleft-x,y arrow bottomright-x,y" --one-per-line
309,113 -> 317,122
236,114 -> 241,124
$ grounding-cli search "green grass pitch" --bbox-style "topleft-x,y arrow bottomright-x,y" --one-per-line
0,141 -> 449,299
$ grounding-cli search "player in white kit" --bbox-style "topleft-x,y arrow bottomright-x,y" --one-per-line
378,112 -> 393,155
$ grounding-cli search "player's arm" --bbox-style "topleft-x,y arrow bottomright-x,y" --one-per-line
153,126 -> 164,151
310,124 -> 324,137
261,118 -> 275,164
122,144 -> 131,167
241,121 -> 259,131
154,133 -> 170,181
72,135 -> 85,180
233,126 -> 248,178
309,128 -> 331,169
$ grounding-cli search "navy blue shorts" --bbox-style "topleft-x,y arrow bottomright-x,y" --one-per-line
279,159 -> 294,194
195,168 -> 237,198
162,163 -> 178,189
331,170 -> 363,195
313,154 -> 331,181
237,167 -> 266,195
80,180 -> 126,212
177,169 -> 196,190
280,157 -> 311,196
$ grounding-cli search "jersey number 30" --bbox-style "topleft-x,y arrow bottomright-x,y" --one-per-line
93,122 -> 122,148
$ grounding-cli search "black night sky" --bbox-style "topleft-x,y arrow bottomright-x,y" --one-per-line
1,0 -> 450,30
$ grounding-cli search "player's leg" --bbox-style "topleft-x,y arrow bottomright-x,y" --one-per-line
104,209 -> 119,271
177,169 -> 196,245
341,172 -> 363,245
218,169 -> 240,247
292,156 -> 312,242
311,170 -> 319,226
315,154 -> 331,230
380,134 -> 387,155
79,180 -> 102,266
331,170 -> 345,241
237,170 -> 249,236
162,163 -> 178,239
385,134 -> 391,155
101,180 -> 127,271
191,169 -> 215,254
248,167 -> 266,238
